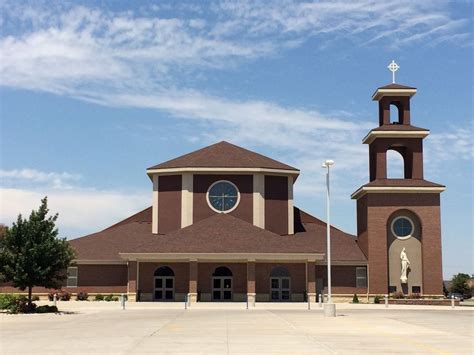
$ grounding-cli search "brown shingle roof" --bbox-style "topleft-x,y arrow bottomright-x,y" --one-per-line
69,207 -> 366,262
361,179 -> 445,188
148,141 -> 298,171
377,83 -> 416,90
371,124 -> 428,132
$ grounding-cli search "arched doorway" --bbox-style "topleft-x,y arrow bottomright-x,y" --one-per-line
154,266 -> 175,301
212,267 -> 232,301
270,266 -> 291,301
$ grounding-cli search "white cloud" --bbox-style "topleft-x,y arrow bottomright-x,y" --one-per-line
0,169 -> 81,188
0,187 -> 149,238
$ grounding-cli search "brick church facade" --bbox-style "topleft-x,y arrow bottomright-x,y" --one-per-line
1,83 -> 445,301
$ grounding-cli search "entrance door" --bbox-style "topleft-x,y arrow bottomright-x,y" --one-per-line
154,276 -> 174,301
212,277 -> 232,301
270,277 -> 291,301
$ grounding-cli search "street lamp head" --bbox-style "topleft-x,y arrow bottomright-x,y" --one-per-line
322,159 -> 335,168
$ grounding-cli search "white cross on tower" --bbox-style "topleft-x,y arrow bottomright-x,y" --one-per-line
388,60 -> 399,84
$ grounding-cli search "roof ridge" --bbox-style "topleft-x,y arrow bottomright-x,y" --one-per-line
148,141 -> 298,171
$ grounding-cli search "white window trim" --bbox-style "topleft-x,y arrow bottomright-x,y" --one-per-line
391,216 -> 415,240
67,266 -> 78,288
356,267 -> 367,288
206,180 -> 241,214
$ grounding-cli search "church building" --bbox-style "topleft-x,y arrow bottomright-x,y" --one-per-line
1,81 -> 445,302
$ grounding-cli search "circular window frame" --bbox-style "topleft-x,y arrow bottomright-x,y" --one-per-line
390,216 -> 415,240
206,180 -> 241,214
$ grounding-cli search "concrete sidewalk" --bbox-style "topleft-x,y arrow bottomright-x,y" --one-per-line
1,303 -> 472,354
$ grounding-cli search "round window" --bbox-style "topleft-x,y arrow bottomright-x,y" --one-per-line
391,216 -> 414,239
207,180 -> 240,213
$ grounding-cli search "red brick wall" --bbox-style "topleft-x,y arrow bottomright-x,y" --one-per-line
264,176 -> 288,235
356,196 -> 369,257
193,175 -> 253,224
315,265 -> 368,294
0,264 -> 128,294
158,175 -> 182,234
138,262 -> 189,293
365,193 -> 442,295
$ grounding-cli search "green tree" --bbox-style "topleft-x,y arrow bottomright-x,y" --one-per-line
0,197 -> 75,306
450,273 -> 472,298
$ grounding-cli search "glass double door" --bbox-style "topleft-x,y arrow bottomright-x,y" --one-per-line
271,277 -> 291,301
154,276 -> 174,301
212,277 -> 232,301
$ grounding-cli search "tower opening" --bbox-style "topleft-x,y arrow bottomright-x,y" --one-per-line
386,149 -> 405,178
389,103 -> 401,124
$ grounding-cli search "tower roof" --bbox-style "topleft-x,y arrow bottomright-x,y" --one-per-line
372,83 -> 417,101
147,141 -> 299,172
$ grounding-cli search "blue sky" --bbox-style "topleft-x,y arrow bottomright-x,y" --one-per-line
0,1 -> 472,279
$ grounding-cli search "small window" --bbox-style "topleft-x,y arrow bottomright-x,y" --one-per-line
391,216 -> 414,239
67,267 -> 78,288
412,286 -> 421,294
356,267 -> 367,288
389,286 -> 397,293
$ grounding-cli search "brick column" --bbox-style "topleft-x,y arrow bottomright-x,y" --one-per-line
247,261 -> 256,306
307,261 -> 316,303
188,260 -> 198,303
127,261 -> 138,302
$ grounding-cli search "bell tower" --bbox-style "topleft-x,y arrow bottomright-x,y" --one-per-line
352,62 -> 445,297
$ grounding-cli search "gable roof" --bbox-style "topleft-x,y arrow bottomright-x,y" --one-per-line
69,207 -> 366,262
377,83 -> 416,90
148,141 -> 298,171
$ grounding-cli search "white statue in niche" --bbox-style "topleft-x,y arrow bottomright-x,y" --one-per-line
400,247 -> 411,284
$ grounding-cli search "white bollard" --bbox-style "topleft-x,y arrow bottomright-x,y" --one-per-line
451,295 -> 455,309
121,294 -> 125,310
53,294 -> 57,307
323,303 -> 336,317
384,294 -> 388,308
185,295 -> 188,310
318,294 -> 322,308
307,296 -> 311,310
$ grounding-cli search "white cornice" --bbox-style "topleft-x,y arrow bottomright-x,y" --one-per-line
73,260 -> 128,265
351,186 -> 445,200
362,130 -> 429,144
118,252 -> 324,262
146,167 -> 300,177
372,88 -> 417,101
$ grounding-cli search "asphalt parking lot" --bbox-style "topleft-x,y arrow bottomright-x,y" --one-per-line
1,302 -> 472,354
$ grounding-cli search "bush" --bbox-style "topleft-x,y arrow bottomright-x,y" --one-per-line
36,305 -> 58,313
7,297 -> 36,314
408,293 -> 422,299
76,292 -> 89,301
352,294 -> 359,303
374,295 -> 381,304
48,290 -> 60,301
104,294 -> 115,302
58,291 -> 71,301
95,294 -> 104,301
0,294 -> 19,310
32,295 -> 40,301
391,291 -> 405,299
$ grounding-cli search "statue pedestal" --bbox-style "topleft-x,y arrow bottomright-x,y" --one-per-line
324,303 -> 336,317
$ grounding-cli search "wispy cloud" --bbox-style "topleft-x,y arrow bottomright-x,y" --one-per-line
0,187 -> 149,237
0,169 -> 81,189
0,168 -> 148,236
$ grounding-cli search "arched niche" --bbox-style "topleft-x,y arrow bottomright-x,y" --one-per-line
386,209 -> 422,295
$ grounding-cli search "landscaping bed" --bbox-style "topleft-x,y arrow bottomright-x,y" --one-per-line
387,299 -> 459,306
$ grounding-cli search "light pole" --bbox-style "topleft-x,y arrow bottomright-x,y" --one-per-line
322,159 -> 336,317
